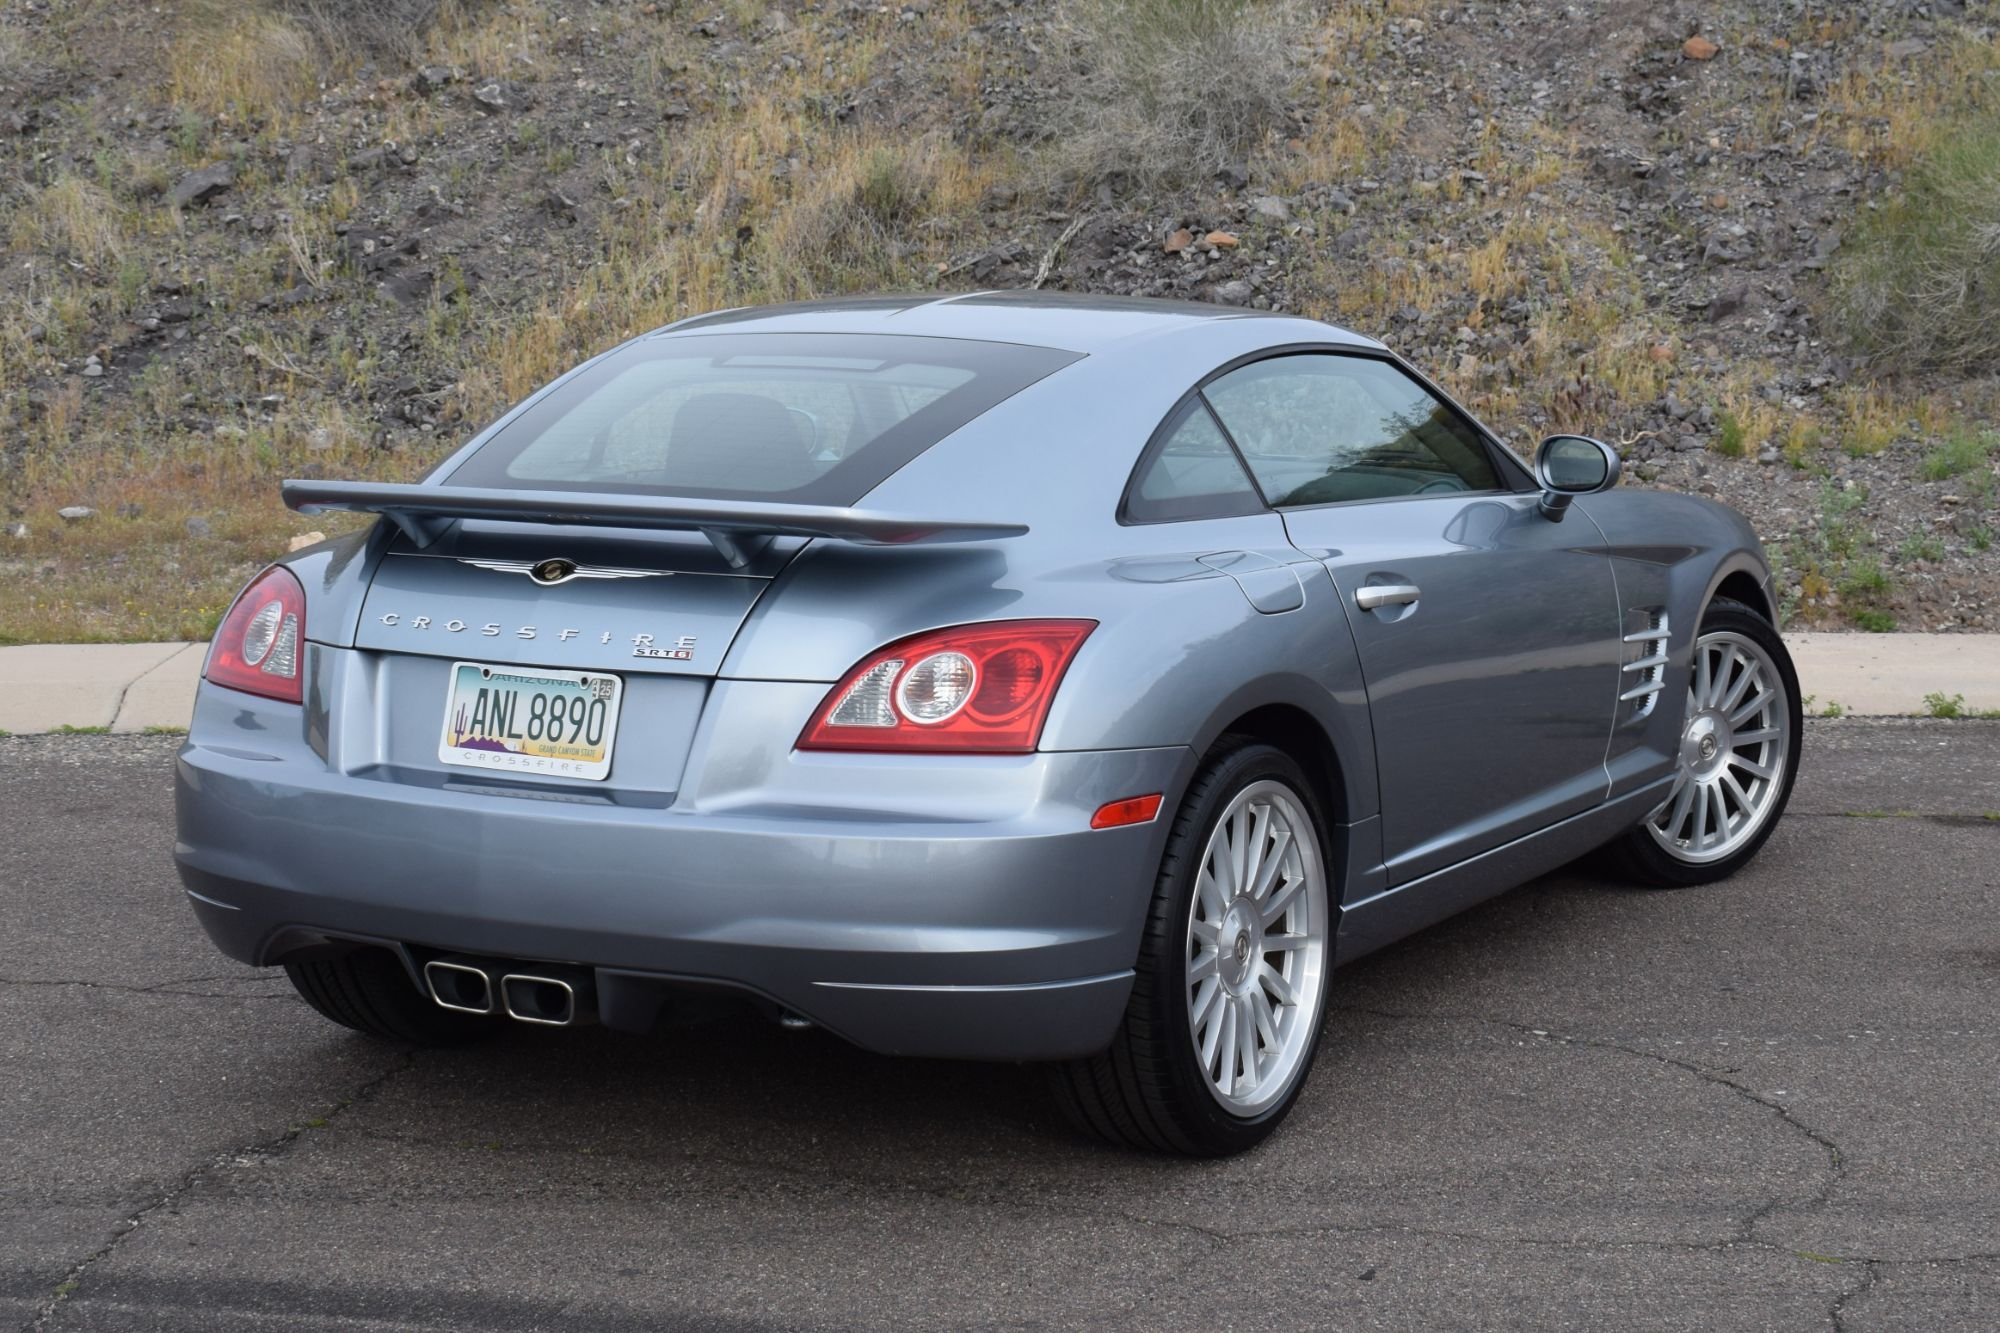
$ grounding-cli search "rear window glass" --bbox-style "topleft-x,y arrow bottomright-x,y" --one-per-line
443,333 -> 1081,505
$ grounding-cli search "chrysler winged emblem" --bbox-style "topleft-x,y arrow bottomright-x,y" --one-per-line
453,557 -> 665,585
531,558 -> 576,585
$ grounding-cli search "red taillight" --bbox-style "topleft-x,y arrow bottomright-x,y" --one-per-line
205,565 -> 307,704
798,619 -> 1096,754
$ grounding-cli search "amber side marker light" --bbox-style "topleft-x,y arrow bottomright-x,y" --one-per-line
1090,794 -> 1164,830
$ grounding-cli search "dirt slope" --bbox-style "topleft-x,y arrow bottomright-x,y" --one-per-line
1,0 -> 1994,641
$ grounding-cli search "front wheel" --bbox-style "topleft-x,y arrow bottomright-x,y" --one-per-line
1607,597 -> 1802,887
1050,741 -> 1333,1156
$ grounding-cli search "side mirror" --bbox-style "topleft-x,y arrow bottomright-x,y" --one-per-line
1533,435 -> 1620,521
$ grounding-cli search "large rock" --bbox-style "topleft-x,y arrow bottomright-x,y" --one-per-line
169,162 -> 235,209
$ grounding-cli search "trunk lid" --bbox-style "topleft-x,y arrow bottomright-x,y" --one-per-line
352,522 -> 786,678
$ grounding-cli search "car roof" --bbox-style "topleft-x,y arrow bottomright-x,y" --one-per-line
650,290 -> 1381,355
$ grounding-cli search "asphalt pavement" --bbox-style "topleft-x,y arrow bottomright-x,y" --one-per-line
2,723 -> 1997,1331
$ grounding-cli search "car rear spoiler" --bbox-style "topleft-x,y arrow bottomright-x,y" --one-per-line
281,480 -> 1028,568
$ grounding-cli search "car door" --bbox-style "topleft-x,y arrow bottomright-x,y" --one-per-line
1199,351 -> 1624,885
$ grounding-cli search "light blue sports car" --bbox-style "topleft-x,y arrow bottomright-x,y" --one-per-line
175,293 -> 1802,1155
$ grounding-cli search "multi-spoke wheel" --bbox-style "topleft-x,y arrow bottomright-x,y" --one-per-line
1184,781 -> 1329,1114
1051,741 -> 1332,1155
1609,598 -> 1802,887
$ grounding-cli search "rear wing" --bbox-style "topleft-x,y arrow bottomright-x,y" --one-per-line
282,480 -> 1028,568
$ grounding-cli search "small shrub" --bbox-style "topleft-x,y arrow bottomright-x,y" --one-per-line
1839,556 -> 1891,600
1919,430 -> 1996,482
1852,609 -> 1897,633
1831,113 -> 2000,372
761,141 -> 939,295
268,0 -> 453,60
1714,411 -> 1746,457
1923,691 -> 1966,719
855,148 -> 927,227
1898,531 -> 1945,563
1047,0 -> 1305,186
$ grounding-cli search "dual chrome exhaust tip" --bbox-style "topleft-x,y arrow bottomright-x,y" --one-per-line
422,958 -> 593,1027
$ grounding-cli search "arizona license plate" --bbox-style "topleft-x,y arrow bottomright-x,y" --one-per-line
437,662 -> 623,781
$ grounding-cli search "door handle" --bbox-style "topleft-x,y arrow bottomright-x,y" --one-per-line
1356,584 -> 1421,610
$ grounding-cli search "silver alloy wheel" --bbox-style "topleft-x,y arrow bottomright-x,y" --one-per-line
1184,780 -> 1329,1115
1646,629 -> 1792,864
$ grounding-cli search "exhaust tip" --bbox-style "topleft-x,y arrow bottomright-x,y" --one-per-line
424,960 -> 495,1015
501,973 -> 578,1027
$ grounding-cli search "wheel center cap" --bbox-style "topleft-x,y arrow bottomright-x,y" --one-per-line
1681,712 -> 1731,777
1219,903 -> 1259,989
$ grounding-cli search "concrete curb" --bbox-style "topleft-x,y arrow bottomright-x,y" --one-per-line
0,643 -> 205,734
1785,632 -> 2000,718
1,635 -> 1995,734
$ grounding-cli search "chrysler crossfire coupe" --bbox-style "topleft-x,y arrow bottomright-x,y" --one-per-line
174,293 -> 1802,1155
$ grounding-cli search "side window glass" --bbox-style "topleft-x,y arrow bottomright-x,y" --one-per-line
1204,355 -> 1500,507
1124,400 -> 1265,523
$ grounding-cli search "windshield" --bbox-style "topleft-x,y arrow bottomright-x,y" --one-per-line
443,332 -> 1082,505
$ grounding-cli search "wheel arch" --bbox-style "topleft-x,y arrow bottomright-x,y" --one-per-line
1185,696 -> 1366,911
1177,671 -> 1374,829
1710,566 -> 1774,624
1208,702 -> 1349,832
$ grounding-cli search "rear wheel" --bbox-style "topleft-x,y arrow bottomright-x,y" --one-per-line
1606,598 -> 1802,887
1051,741 -> 1333,1156
284,947 -> 495,1044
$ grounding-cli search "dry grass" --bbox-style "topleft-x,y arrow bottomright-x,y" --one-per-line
1815,27 -> 2000,170
448,1 -> 998,425
168,0 -> 476,128
1829,111 -> 2000,374
167,12 -> 319,127
0,423 -> 397,644
1712,373 -> 1818,464
1043,0 -> 1306,186
22,176 -> 126,268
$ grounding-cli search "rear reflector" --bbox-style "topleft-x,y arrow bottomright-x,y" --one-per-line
1090,794 -> 1163,830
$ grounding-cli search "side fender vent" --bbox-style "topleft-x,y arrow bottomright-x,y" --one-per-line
1620,609 -> 1670,720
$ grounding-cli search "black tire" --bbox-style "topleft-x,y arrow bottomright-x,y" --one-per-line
1050,740 -> 1334,1156
284,947 -> 495,1044
1604,597 -> 1803,888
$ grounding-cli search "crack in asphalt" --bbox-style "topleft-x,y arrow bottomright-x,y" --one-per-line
19,1053 -> 415,1333
1829,1259 -> 1881,1332
0,973 -> 290,1003
1795,811 -> 2000,828
1334,1004 -> 1852,1249
1336,996 -> 1848,1224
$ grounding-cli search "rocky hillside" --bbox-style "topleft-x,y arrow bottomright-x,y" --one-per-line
2,0 -> 1995,643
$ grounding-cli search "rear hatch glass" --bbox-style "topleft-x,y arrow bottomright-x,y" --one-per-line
441,332 -> 1081,506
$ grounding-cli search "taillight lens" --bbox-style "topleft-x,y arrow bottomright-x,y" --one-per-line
799,620 -> 1096,754
205,565 -> 307,703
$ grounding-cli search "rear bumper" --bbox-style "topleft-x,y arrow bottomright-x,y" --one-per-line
174,679 -> 1189,1060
